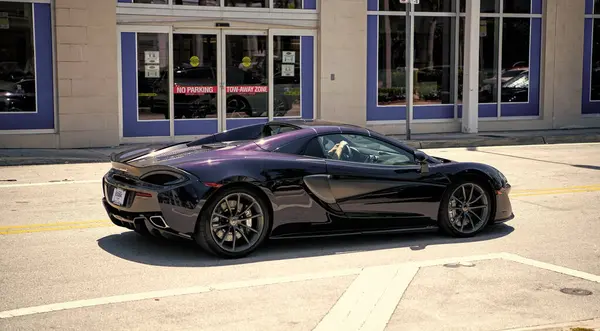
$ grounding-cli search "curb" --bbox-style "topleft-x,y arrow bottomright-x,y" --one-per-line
393,134 -> 600,149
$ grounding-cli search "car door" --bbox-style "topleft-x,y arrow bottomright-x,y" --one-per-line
313,133 -> 449,229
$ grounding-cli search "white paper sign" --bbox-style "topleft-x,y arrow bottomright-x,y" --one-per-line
145,51 -> 160,64
0,13 -> 8,30
282,51 -> 296,64
281,64 -> 295,77
145,65 -> 160,78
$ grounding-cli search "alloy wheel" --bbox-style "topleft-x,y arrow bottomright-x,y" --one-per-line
448,183 -> 490,235
209,193 -> 265,253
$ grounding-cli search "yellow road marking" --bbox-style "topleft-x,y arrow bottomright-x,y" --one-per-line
511,184 -> 600,197
2,184 -> 600,235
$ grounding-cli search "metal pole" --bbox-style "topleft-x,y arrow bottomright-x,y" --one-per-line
406,2 -> 414,140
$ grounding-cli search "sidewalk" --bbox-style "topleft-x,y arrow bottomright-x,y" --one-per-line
1,128 -> 599,166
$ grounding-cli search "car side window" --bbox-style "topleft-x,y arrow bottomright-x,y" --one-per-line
303,137 -> 325,159
315,134 -> 415,166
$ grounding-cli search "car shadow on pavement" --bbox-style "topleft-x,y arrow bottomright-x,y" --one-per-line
97,223 -> 514,267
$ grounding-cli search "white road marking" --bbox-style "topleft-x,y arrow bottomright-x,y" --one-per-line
0,267 -> 362,319
312,265 -> 405,331
2,252 -> 599,324
359,266 -> 419,331
0,180 -> 101,188
501,252 -> 600,283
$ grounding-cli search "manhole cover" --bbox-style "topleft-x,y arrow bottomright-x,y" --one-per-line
560,288 -> 593,296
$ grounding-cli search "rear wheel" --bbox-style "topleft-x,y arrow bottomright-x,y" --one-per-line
195,186 -> 270,258
439,179 -> 493,237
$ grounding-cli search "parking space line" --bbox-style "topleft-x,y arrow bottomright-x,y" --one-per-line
500,253 -> 600,283
1,253 -> 598,323
0,180 -> 101,188
0,267 -> 363,319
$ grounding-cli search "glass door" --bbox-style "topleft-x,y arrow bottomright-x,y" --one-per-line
221,30 -> 270,131
172,30 -> 220,135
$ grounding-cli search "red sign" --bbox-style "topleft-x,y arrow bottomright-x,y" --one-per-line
173,85 -> 269,95
174,85 -> 217,95
226,86 -> 269,94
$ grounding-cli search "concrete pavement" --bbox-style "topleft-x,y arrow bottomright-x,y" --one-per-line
1,143 -> 600,330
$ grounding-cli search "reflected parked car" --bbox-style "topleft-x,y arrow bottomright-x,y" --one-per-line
0,79 -> 36,112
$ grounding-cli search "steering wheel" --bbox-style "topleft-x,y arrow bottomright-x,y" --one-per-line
339,143 -> 354,161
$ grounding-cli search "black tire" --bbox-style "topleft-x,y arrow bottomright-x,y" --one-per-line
438,177 -> 494,238
194,185 -> 271,259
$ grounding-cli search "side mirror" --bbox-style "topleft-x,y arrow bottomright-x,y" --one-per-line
414,151 -> 429,174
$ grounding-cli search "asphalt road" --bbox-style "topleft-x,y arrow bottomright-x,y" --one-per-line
1,143 -> 600,331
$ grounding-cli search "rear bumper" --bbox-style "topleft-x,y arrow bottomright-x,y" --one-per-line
102,168 -> 212,236
493,183 -> 514,223
103,197 -> 193,240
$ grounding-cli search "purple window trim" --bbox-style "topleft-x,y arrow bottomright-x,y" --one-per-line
121,32 -> 170,137
532,0 -> 542,14
0,3 -> 55,131
367,14 -> 542,121
175,120 -> 218,135
586,0 -> 594,15
301,35 -> 315,120
582,17 -> 600,114
368,0 -> 376,11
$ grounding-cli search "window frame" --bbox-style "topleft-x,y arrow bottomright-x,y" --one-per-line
367,0 -> 542,123
584,0 -> 600,116
0,0 -> 56,134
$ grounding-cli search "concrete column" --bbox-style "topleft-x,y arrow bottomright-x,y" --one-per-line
318,0 -> 367,126
461,0 -> 480,133
55,0 -> 119,148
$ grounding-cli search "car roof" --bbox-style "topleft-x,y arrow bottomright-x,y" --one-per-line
267,119 -> 370,135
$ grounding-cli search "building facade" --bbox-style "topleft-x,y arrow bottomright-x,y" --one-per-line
0,0 -> 599,148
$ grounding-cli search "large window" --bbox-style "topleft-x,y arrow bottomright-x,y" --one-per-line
0,1 -> 35,113
136,33 -> 170,121
370,0 -> 540,121
459,0 -> 534,106
377,0 -> 458,107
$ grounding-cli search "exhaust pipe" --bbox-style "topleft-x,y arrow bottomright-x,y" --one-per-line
149,216 -> 168,229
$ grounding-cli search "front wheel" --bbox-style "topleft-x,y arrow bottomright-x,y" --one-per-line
438,179 -> 493,238
195,186 -> 271,258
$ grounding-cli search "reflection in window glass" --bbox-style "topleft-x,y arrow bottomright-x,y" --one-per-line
225,35 -> 268,118
137,33 -> 170,120
378,0 -> 406,12
225,0 -> 267,7
0,2 -> 35,113
415,0 -> 457,12
591,19 -> 600,100
413,17 -> 456,105
173,0 -> 218,6
378,15 -> 407,105
274,0 -> 302,9
173,34 -> 218,119
503,0 -> 530,13
478,18 -> 500,103
501,18 -> 530,102
596,0 -> 600,15
273,36 -> 301,118
460,0 -> 500,13
134,0 -> 168,4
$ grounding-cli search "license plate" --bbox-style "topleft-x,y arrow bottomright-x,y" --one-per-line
111,187 -> 126,206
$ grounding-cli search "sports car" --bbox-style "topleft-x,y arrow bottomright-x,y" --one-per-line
102,119 -> 513,258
